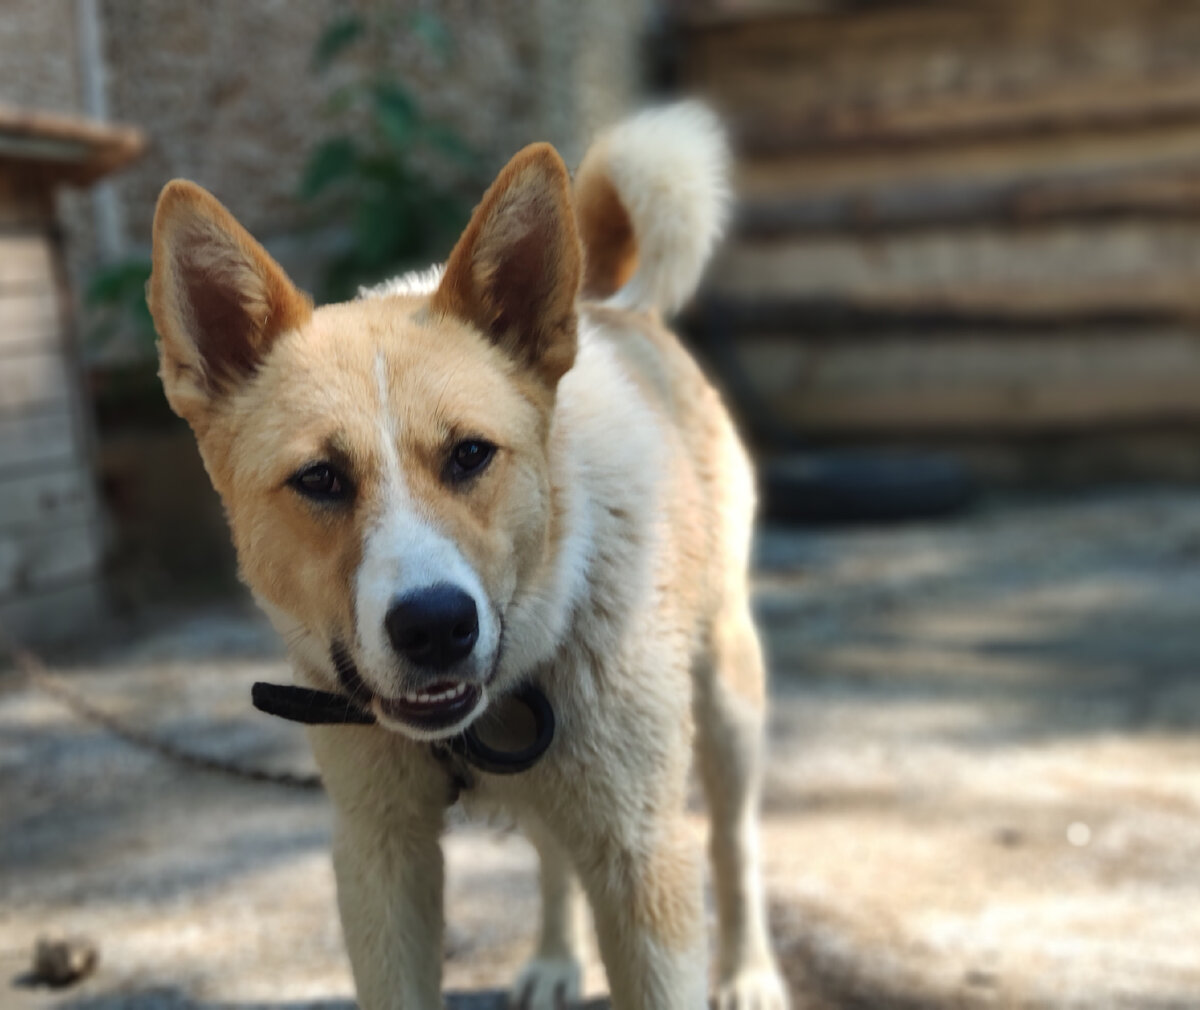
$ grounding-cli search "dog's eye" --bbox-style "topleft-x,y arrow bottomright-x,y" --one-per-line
447,439 -> 495,482
290,463 -> 351,502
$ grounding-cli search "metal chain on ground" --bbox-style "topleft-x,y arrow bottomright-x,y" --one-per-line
3,632 -> 322,791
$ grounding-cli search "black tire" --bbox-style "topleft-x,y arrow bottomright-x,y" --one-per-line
762,451 -> 975,524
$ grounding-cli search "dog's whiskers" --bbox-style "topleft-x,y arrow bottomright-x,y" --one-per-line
282,627 -> 310,649
328,641 -> 375,717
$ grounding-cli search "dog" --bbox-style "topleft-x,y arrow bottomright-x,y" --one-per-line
148,102 -> 787,1010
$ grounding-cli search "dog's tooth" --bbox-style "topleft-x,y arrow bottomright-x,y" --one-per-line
417,693 -> 431,703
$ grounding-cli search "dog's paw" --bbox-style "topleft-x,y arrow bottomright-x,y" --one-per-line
714,964 -> 790,1010
508,955 -> 583,1010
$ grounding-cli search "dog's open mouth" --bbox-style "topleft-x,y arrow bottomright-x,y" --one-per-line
376,681 -> 482,731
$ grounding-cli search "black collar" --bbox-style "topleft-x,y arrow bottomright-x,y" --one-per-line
250,680 -> 555,777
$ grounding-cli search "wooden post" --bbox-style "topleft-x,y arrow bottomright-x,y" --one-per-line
0,108 -> 141,646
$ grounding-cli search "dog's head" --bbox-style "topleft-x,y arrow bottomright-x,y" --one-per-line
149,144 -> 581,740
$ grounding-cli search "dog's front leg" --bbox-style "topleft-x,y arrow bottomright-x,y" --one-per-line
578,813 -> 707,1010
311,728 -> 448,1010
333,812 -> 444,1009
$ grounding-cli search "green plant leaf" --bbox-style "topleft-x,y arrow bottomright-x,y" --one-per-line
420,121 -> 480,169
322,83 -> 357,118
353,189 -> 412,267
132,292 -> 154,335
324,253 -> 365,303
423,190 -> 471,236
355,151 -> 412,189
83,257 -> 157,353
313,14 -> 365,71
371,81 -> 417,151
85,259 -> 152,306
299,137 -> 358,199
408,12 -> 453,63
300,12 -> 479,300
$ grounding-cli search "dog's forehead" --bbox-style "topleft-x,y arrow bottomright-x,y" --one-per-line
242,297 -> 534,450
296,299 -> 450,393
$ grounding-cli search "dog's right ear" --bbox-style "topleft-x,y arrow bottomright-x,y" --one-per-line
148,180 -> 312,422
431,143 -> 581,389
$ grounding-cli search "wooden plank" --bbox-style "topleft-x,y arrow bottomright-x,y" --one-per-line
0,287 -> 59,353
736,326 -> 1200,433
729,75 -> 1200,157
667,0 -> 832,28
740,162 -> 1200,236
712,220 -> 1200,317
0,408 -> 77,470
737,121 -> 1200,202
0,579 -> 103,647
0,351 -> 71,413
720,282 -> 1200,326
0,105 -> 144,185
0,521 -> 101,600
0,234 -> 53,289
0,465 -> 93,531
681,0 -> 1200,144
712,279 -> 1200,325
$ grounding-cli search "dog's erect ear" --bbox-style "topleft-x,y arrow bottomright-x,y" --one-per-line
149,180 -> 312,420
431,143 -> 582,387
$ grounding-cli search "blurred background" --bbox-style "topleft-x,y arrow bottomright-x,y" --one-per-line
3,1 -> 1200,1008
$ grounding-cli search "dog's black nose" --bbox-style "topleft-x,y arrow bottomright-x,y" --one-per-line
385,584 -> 479,670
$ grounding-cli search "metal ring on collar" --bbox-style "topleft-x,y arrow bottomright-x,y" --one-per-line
449,683 -> 555,775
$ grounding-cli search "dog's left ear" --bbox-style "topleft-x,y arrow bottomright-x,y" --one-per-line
149,180 -> 312,424
432,143 -> 582,388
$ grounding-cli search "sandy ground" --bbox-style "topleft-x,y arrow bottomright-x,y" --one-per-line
3,488 -> 1200,1009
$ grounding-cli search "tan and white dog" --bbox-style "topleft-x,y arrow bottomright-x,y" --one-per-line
149,103 -> 787,1010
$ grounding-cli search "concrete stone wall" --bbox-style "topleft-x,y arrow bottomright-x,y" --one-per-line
3,1 -> 650,300
0,2 -> 83,116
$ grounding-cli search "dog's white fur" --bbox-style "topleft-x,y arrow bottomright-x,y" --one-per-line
150,103 -> 786,1010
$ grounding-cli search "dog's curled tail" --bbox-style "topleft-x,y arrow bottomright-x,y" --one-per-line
574,101 -> 730,315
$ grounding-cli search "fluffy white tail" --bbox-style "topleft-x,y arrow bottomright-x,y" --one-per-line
574,102 -> 730,315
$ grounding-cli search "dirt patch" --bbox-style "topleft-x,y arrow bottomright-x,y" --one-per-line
3,489 -> 1200,1007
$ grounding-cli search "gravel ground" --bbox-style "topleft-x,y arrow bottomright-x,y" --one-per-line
3,488 -> 1200,1009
